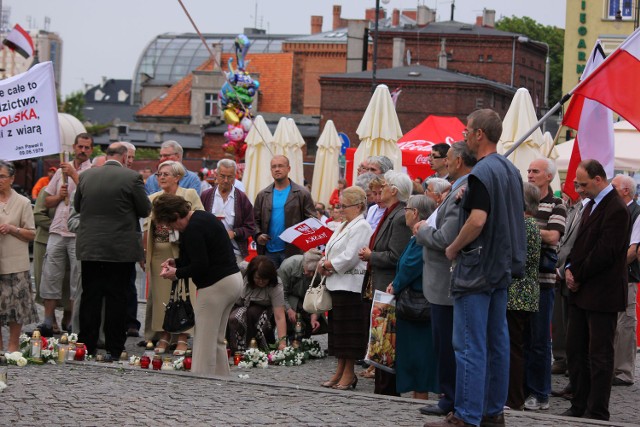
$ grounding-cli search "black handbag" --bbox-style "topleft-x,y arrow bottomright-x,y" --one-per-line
539,247 -> 558,274
395,287 -> 431,322
162,278 -> 195,333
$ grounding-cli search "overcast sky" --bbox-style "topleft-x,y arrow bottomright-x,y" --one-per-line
5,0 -> 567,96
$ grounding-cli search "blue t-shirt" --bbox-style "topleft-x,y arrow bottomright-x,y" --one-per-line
267,185 -> 291,253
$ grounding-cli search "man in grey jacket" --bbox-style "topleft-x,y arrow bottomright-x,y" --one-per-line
415,141 -> 476,416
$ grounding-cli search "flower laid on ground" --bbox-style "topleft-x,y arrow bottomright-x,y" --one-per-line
236,338 -> 326,368
237,348 -> 268,369
173,357 -> 185,371
300,338 -> 326,359
268,346 -> 304,366
5,351 -> 28,367
17,334 -> 59,365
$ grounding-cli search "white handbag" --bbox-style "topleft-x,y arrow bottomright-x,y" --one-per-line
302,267 -> 332,314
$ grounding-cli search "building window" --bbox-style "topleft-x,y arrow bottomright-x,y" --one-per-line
204,93 -> 218,117
475,98 -> 484,109
487,54 -> 493,62
608,0 -> 634,19
478,54 -> 484,62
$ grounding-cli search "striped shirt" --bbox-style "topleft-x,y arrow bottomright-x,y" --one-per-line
534,192 -> 567,288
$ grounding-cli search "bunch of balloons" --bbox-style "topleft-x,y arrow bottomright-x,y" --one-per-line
219,34 -> 259,162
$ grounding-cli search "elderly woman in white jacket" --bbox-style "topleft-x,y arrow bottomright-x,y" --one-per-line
318,186 -> 372,391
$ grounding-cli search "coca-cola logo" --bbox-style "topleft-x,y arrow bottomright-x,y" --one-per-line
397,140 -> 434,151
415,154 -> 430,164
295,223 -> 315,235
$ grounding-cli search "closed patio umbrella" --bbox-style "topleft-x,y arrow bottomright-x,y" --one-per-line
498,87 -> 546,182
311,120 -> 342,206
353,84 -> 403,182
242,115 -> 274,202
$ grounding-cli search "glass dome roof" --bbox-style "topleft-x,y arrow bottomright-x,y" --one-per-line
132,33 -> 292,104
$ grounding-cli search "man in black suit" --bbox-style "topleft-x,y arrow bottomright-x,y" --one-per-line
74,143 -> 151,357
563,160 -> 629,420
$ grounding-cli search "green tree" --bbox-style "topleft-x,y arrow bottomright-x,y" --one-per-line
58,91 -> 86,122
495,16 -> 564,106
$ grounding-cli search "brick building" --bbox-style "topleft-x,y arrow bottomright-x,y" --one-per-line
319,65 -> 516,146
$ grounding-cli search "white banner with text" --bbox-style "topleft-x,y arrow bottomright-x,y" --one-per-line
0,61 -> 60,161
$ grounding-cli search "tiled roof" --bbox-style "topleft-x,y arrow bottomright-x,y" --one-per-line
135,52 -> 294,119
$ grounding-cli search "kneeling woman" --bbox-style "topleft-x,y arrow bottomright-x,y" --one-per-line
228,256 -> 287,352
155,193 -> 242,376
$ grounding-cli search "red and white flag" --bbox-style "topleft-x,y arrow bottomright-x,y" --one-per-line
570,27 -> 640,130
2,24 -> 34,59
562,40 -> 614,200
279,218 -> 333,252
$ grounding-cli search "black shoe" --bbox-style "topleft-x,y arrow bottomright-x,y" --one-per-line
551,361 -> 567,375
355,359 -> 367,367
560,407 -> 583,418
419,404 -> 447,416
480,413 -> 505,427
126,328 -> 140,337
612,377 -> 634,386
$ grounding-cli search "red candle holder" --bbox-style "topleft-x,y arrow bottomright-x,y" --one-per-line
183,356 -> 192,371
152,355 -> 162,370
233,352 -> 242,366
74,343 -> 86,361
140,355 -> 151,369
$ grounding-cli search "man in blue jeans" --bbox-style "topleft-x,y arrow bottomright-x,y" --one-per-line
426,109 -> 526,427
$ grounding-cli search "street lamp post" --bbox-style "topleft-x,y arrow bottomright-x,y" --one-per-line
372,0 -> 390,91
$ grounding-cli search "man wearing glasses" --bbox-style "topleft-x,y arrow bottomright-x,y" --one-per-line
427,143 -> 451,184
427,109 -> 526,427
144,140 -> 201,195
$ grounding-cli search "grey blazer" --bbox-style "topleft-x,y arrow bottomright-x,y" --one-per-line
555,201 -> 584,296
365,202 -> 412,292
75,160 -> 151,263
416,176 -> 467,306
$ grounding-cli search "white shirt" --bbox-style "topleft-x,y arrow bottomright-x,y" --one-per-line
366,204 -> 385,231
212,187 -> 240,255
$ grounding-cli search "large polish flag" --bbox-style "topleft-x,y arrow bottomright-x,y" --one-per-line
562,41 -> 615,200
2,24 -> 34,59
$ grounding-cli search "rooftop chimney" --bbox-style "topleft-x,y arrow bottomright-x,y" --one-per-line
417,5 -> 429,26
482,9 -> 496,28
392,9 -> 400,27
333,5 -> 342,30
476,16 -> 483,26
311,15 -> 323,34
365,7 -> 386,23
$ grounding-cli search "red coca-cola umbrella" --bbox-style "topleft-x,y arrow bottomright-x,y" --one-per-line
397,115 -> 466,179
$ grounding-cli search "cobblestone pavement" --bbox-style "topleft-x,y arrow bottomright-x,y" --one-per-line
2,301 -> 639,426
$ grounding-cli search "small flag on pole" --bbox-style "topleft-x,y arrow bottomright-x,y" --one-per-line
3,24 -> 34,59
279,218 -> 333,252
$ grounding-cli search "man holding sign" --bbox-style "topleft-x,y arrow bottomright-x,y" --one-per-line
37,133 -> 93,336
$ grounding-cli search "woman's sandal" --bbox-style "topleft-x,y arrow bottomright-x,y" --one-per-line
154,338 -> 170,354
173,340 -> 188,356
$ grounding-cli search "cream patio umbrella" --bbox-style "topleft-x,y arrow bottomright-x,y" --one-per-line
273,117 -> 306,185
311,120 -> 342,206
242,115 -> 274,202
498,87 -> 546,182
286,118 -> 306,185
353,84 -> 403,183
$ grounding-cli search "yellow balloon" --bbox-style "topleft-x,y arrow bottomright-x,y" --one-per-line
224,109 -> 240,125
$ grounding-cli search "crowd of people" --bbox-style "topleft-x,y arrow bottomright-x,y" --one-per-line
0,107 -> 637,425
